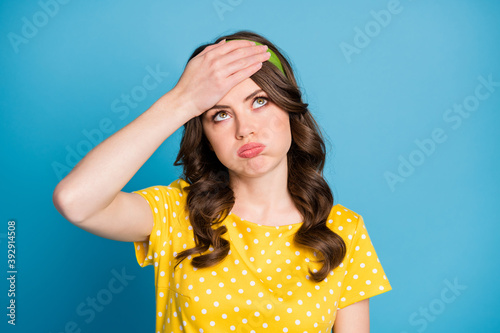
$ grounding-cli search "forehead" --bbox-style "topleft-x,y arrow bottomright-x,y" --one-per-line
219,78 -> 261,103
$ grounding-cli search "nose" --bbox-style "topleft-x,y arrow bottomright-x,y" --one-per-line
235,110 -> 256,139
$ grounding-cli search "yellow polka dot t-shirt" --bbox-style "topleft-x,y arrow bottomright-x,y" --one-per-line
132,179 -> 392,332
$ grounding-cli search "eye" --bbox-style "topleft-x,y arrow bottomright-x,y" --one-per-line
212,111 -> 229,122
211,96 -> 269,123
253,96 -> 268,108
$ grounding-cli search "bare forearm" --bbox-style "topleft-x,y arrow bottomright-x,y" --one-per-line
53,89 -> 195,222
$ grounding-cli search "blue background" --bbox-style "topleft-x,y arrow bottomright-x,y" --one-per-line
1,0 -> 499,332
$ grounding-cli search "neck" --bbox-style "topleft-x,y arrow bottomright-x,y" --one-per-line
228,158 -> 298,223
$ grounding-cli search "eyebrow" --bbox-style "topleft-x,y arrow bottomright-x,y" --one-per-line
206,89 -> 265,113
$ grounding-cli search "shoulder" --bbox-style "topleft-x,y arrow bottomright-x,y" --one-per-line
166,178 -> 191,193
166,178 -> 191,198
327,204 -> 362,226
326,204 -> 364,240
132,178 -> 191,205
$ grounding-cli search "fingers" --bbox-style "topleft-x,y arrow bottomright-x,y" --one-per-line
222,45 -> 270,76
197,39 -> 226,58
198,39 -> 258,59
180,39 -> 269,113
205,40 -> 270,92
216,39 -> 257,56
197,40 -> 269,81
226,61 -> 264,88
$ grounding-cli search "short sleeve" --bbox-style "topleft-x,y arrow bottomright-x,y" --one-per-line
131,186 -> 174,268
338,214 -> 392,309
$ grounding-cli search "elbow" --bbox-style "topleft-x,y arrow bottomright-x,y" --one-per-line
52,184 -> 85,224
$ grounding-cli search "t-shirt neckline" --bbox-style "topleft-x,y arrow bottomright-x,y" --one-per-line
227,210 -> 304,230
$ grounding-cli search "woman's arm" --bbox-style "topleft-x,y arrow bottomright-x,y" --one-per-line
52,40 -> 270,242
52,90 -> 195,241
333,299 -> 370,333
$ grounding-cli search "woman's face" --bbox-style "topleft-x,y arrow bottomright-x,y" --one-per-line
201,78 -> 292,178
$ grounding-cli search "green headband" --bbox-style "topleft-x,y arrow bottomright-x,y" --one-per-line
225,39 -> 286,77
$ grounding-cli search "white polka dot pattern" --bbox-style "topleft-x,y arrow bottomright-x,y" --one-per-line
132,179 -> 392,332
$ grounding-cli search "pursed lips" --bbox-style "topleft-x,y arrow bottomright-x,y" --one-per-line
237,142 -> 265,157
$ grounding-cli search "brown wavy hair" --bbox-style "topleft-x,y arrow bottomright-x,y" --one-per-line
173,30 -> 345,282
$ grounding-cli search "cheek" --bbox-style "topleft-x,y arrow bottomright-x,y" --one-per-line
206,133 -> 230,158
260,111 -> 291,144
202,121 -> 217,144
201,132 -> 216,153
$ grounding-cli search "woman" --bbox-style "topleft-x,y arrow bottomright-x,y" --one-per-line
53,30 -> 392,332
